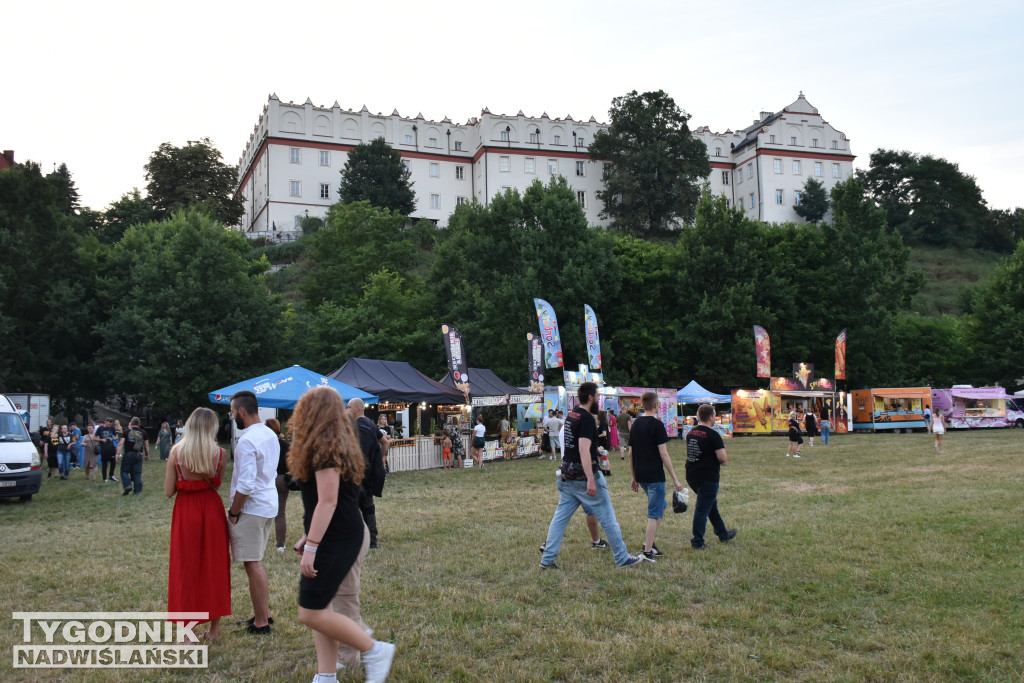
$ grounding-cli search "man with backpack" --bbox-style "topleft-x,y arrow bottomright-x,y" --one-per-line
347,398 -> 387,549
116,416 -> 149,495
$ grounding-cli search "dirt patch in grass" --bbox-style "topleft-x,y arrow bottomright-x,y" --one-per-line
778,481 -> 853,495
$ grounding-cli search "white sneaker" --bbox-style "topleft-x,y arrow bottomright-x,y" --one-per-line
363,641 -> 395,683
276,546 -> 285,553
793,454 -> 801,458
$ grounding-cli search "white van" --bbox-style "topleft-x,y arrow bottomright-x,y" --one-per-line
0,394 -> 42,502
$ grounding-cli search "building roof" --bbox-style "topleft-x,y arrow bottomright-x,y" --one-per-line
0,150 -> 15,171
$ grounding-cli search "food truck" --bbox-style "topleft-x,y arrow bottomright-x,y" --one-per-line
932,386 -> 1020,429
851,387 -> 931,432
732,377 -> 845,435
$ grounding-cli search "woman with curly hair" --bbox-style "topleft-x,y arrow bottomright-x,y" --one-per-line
164,407 -> 230,642
289,387 -> 396,683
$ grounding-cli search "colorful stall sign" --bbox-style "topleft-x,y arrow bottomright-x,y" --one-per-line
732,390 -> 772,434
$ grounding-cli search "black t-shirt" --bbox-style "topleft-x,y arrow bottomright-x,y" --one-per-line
820,405 -> 830,421
40,426 -> 52,451
299,466 -> 363,542
96,425 -> 117,455
805,413 -> 817,430
630,415 -> 669,483
276,438 -> 291,476
563,406 -> 599,468
685,424 -> 724,483
124,427 -> 147,454
788,418 -> 801,439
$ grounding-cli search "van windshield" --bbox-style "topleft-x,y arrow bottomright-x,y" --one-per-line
0,413 -> 30,442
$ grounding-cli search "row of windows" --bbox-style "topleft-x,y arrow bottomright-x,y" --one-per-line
772,159 -> 842,177
289,181 -> 332,198
498,156 -> 586,176
712,138 -> 845,156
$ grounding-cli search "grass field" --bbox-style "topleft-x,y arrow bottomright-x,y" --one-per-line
2,429 -> 1022,682
908,245 -> 1004,316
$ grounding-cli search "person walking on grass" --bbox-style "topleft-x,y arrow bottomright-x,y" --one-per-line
227,390 -> 279,635
266,418 -> 292,553
81,427 -> 98,481
347,398 -> 387,550
804,409 -> 818,447
820,401 -> 831,446
932,411 -> 946,453
164,407 -> 231,643
116,417 -> 149,495
786,411 -> 803,458
472,415 -> 487,469
540,382 -> 645,569
629,391 -> 684,562
97,418 -> 118,482
291,387 -> 396,682
685,404 -> 737,550
157,421 -> 173,461
55,424 -> 73,480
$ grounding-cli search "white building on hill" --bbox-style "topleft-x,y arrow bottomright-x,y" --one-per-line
234,92 -> 853,234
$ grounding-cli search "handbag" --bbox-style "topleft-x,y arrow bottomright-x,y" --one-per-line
672,488 -> 689,514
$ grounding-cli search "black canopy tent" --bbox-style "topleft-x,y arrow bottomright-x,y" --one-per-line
328,358 -> 464,405
439,367 -> 540,407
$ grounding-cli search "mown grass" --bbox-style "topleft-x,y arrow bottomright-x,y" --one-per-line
1,430 -> 1022,681
908,245 -> 1004,315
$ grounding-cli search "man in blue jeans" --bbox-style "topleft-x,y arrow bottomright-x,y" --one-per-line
629,391 -> 684,561
685,404 -> 736,549
540,382 -> 644,569
116,417 -> 149,495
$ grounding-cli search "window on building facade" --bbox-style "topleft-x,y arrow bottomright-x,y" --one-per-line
428,137 -> 438,148
529,132 -> 538,143
832,140 -> 840,149
775,189 -> 784,205
319,150 -> 330,166
747,164 -> 753,179
402,159 -> 411,171
553,135 -> 561,145
814,162 -> 823,177
576,160 -> 585,176
430,193 -> 440,209
773,159 -> 782,174
499,156 -> 510,172
770,134 -> 776,143
548,159 -> 558,175
715,147 -> 721,156
289,180 -> 301,196
290,147 -> 301,164
793,160 -> 801,175
749,192 -> 755,209
726,199 -> 731,207
577,190 -> 586,208
812,138 -> 819,148
294,216 -> 302,229
455,165 -> 465,180
501,185 -> 512,194
525,157 -> 535,173
790,136 -> 797,145
454,140 -> 463,151
320,183 -> 330,199
429,162 -> 439,177
794,190 -> 802,205
722,170 -> 730,185
404,134 -> 413,145
457,196 -> 468,206
833,163 -> 841,178
737,169 -> 743,184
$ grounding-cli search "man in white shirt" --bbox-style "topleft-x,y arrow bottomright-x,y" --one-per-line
228,390 -> 280,634
543,411 -> 562,460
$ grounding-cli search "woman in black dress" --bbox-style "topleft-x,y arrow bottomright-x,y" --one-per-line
804,409 -> 819,447
289,387 -> 396,683
787,411 -> 803,458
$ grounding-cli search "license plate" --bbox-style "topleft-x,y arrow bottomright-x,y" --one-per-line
0,480 -> 16,487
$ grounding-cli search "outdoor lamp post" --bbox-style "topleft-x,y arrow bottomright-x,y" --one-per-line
506,125 -> 511,148
535,127 -> 541,149
446,128 -> 451,154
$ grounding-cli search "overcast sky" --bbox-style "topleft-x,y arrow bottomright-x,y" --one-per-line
5,0 -> 1021,212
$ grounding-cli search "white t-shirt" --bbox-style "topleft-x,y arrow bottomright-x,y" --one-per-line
473,423 -> 486,438
230,423 -> 281,518
544,417 -> 562,441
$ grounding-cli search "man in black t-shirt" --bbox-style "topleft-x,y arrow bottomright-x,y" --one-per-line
96,418 -> 119,482
629,391 -> 683,561
116,416 -> 149,495
684,404 -> 736,550
539,382 -> 644,569
348,398 -> 386,549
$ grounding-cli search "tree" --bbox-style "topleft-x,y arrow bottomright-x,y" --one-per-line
793,177 -> 829,223
962,240 -> 1024,389
337,138 -> 416,215
144,138 -> 244,225
99,188 -> 160,244
980,208 -> 1024,253
94,210 -> 284,414
589,90 -> 710,234
861,149 -> 990,248
46,162 -> 81,215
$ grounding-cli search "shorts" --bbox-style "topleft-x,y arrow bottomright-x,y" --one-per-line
638,481 -> 667,520
442,448 -> 451,459
229,512 -> 273,562
473,436 -> 486,449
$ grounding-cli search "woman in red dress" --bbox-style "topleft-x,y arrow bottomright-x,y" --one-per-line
164,407 -> 231,642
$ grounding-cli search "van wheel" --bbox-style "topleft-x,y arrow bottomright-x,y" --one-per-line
1016,418 -> 1024,429
19,494 -> 32,502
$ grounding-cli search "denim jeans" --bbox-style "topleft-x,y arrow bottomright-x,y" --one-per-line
541,471 -> 629,565
686,478 -> 728,548
120,453 -> 143,493
820,420 -> 830,445
76,445 -> 85,467
57,450 -> 72,477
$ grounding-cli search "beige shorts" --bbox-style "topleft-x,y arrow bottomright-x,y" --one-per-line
229,512 -> 273,562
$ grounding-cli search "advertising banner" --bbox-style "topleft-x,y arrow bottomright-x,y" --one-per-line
732,390 -> 772,434
835,328 -> 848,380
533,298 -> 564,369
792,363 -> 815,389
527,333 -> 544,393
441,324 -> 470,401
771,376 -> 835,392
753,326 -> 771,378
583,304 -> 602,369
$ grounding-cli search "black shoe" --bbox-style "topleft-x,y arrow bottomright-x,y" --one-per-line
640,550 -> 658,562
244,623 -> 271,635
539,542 -> 546,553
539,561 -> 560,570
720,529 -> 738,543
123,488 -> 131,496
645,543 -> 664,557
691,544 -> 708,551
237,616 -> 274,627
369,542 -> 379,549
590,539 -> 609,550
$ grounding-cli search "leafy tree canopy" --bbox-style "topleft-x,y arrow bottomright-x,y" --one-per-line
46,162 -> 81,215
144,138 -> 244,226
99,188 -> 160,244
794,177 -> 829,223
589,90 -> 711,235
962,239 -> 1024,389
338,138 -> 416,216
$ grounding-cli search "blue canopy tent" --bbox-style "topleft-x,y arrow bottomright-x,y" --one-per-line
209,365 -> 378,409
677,380 -> 732,404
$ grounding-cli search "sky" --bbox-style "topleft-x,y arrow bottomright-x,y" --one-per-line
4,0 -> 1022,212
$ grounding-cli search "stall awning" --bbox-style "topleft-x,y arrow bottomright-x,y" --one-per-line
440,367 -> 540,406
950,388 -> 1011,400
209,365 -> 378,409
328,358 -> 464,405
773,390 -> 833,398
677,380 -> 731,404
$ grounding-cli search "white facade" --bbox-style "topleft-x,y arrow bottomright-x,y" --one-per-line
234,92 -> 853,232
692,93 -> 855,223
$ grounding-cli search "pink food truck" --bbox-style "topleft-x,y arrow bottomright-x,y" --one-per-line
931,386 -> 1024,429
